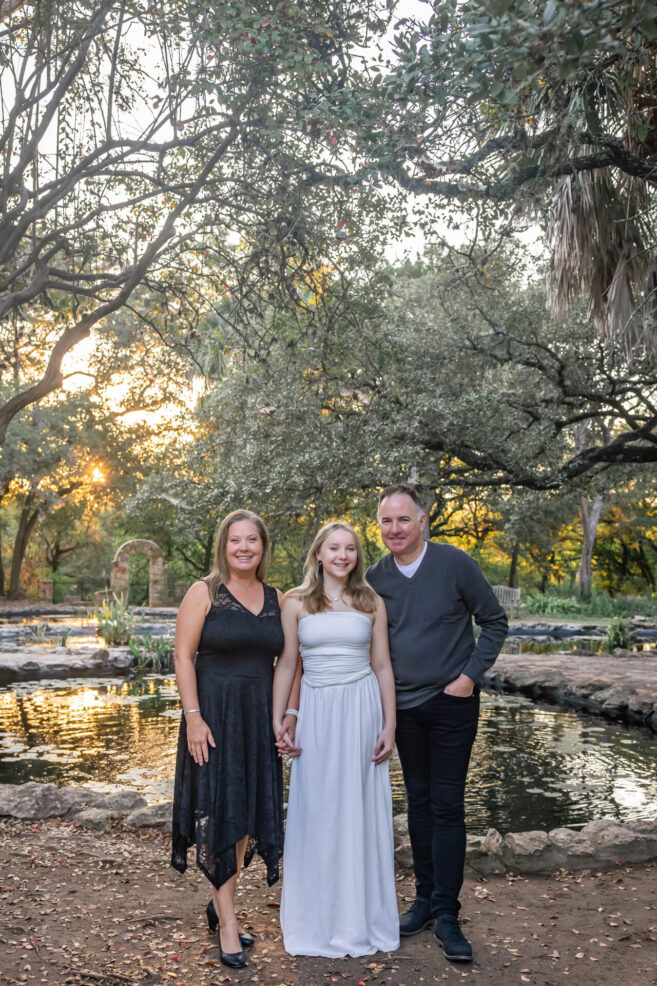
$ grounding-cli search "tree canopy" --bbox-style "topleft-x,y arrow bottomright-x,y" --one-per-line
0,0 -> 392,444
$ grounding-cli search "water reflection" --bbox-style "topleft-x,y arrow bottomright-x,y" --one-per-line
0,679 -> 655,833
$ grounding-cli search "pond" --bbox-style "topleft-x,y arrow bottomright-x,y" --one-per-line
1,677 -> 655,834
4,614 -> 656,656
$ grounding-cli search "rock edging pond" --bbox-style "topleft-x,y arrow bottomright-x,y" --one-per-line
0,781 -> 171,831
393,814 -> 657,875
0,646 -> 134,684
485,650 -> 657,733
1,782 -> 655,877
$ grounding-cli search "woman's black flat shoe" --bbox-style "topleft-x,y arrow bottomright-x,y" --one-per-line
206,900 -> 254,947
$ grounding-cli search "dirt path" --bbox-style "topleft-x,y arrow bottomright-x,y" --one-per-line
1,819 -> 656,986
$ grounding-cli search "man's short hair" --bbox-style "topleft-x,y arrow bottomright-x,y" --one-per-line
378,483 -> 425,517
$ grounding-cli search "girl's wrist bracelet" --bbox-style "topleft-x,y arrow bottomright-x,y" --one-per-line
284,708 -> 299,718
184,708 -> 200,716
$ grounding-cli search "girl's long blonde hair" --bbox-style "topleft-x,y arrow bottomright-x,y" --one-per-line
204,510 -> 271,602
289,521 -> 378,615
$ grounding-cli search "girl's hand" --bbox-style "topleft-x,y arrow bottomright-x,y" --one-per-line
186,714 -> 216,764
275,714 -> 302,757
372,724 -> 395,764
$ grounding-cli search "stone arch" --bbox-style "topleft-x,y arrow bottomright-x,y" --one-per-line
110,539 -> 168,607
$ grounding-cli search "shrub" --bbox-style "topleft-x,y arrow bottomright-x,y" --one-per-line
522,588 -> 657,620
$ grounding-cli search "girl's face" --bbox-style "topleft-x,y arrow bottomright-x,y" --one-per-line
316,528 -> 358,579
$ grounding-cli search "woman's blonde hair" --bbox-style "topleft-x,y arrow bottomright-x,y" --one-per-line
204,510 -> 271,602
290,521 -> 378,615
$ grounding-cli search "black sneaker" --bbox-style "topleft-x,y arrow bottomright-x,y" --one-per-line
399,897 -> 432,937
434,915 -> 473,961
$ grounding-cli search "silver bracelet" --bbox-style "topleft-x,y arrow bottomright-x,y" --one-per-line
284,708 -> 299,718
183,708 -> 200,716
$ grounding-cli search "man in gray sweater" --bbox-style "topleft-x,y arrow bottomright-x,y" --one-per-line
367,484 -> 508,962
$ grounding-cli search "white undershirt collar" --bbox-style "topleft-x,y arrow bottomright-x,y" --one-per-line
394,541 -> 427,578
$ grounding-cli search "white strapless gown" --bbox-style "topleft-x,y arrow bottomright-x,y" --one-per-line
280,612 -> 399,957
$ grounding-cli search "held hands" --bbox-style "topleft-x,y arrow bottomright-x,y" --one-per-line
372,724 -> 395,764
275,714 -> 302,758
186,714 -> 216,765
443,673 -> 476,698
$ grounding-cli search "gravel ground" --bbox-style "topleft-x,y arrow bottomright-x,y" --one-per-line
1,818 -> 656,986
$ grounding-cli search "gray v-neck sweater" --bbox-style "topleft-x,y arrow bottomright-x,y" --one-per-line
366,541 -> 508,709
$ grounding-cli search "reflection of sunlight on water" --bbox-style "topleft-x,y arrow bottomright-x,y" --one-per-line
0,679 -> 655,829
67,688 -> 105,713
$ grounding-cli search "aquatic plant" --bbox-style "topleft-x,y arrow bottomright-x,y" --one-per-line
27,623 -> 49,644
128,633 -> 174,672
603,617 -> 634,652
92,595 -> 140,646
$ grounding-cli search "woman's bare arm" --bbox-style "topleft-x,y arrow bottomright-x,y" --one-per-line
273,595 -> 302,736
174,581 -> 215,765
369,596 -> 396,764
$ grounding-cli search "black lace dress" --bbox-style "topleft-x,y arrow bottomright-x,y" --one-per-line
171,583 -> 284,889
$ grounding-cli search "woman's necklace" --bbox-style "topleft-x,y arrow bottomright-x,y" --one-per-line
231,579 -> 256,593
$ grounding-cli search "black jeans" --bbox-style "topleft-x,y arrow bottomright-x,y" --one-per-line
395,688 -> 480,917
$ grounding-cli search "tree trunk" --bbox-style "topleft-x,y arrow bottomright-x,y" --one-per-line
8,491 -> 40,599
508,542 -> 519,587
577,493 -> 604,599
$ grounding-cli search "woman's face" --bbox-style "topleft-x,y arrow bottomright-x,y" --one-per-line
316,528 -> 358,580
225,520 -> 264,578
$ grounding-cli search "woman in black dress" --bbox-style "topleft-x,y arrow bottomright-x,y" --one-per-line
171,510 -> 284,969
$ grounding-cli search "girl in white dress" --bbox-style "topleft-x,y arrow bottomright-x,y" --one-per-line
273,522 -> 399,958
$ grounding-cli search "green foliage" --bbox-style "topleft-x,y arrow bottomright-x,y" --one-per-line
524,592 -> 584,617
604,617 -> 634,652
128,634 -> 174,672
523,588 -> 657,620
92,595 -> 141,646
0,0 -> 396,446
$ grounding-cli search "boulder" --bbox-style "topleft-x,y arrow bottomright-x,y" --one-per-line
548,827 -> 596,866
626,817 -> 657,836
0,783 -> 21,815
124,802 -> 172,833
501,830 -> 564,872
95,790 -> 147,812
106,652 -> 135,672
394,840 -> 414,869
71,807 -> 116,830
17,660 -> 41,678
392,814 -> 409,846
392,815 -> 413,868
580,817 -> 657,864
465,834 -> 504,875
482,827 -> 504,862
0,781 -> 69,819
58,786 -> 101,815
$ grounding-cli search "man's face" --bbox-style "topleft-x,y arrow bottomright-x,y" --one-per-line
378,493 -> 426,557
